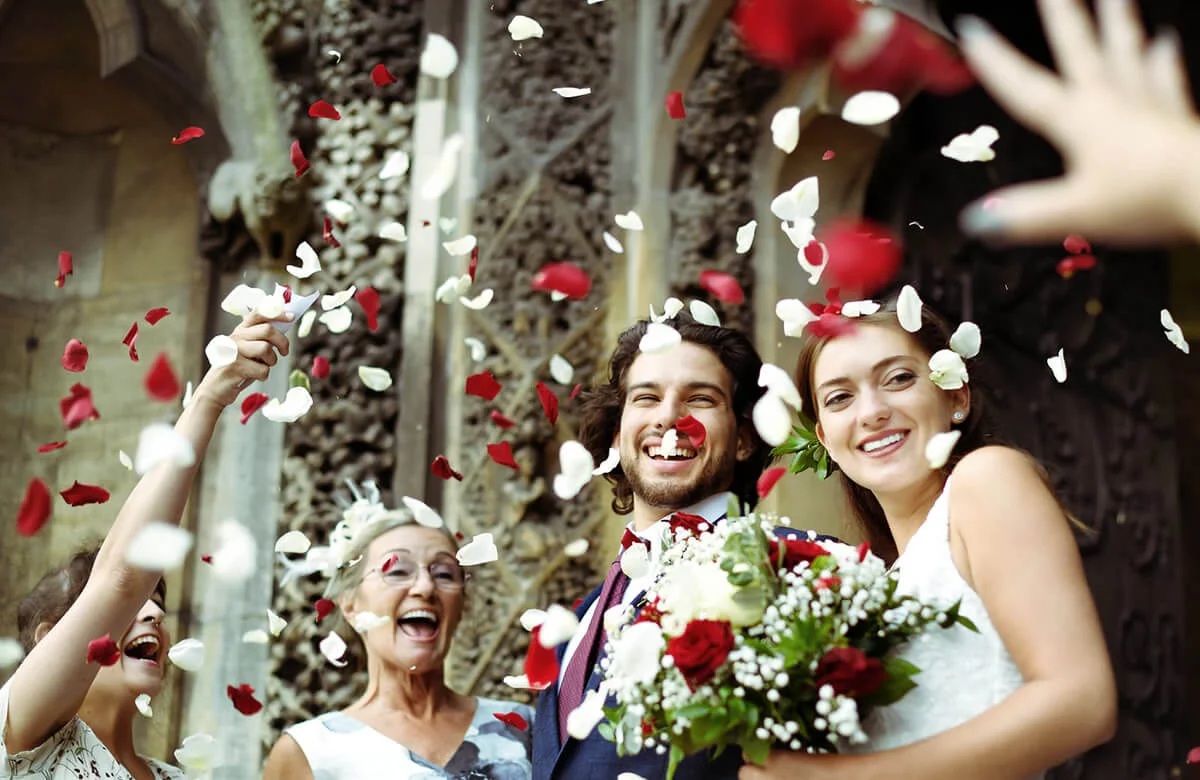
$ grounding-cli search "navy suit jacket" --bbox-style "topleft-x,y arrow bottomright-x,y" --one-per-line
532,524 -> 838,780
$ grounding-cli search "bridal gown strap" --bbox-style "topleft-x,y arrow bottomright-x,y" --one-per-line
843,487 -> 1044,780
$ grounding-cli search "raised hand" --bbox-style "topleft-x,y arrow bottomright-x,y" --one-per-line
192,311 -> 293,411
956,0 -> 1200,246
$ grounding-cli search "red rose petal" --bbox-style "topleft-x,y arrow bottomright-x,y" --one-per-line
145,307 -> 170,325
698,270 -> 744,304
819,218 -> 902,296
323,217 -> 341,248
805,311 -> 857,339
145,353 -> 181,402
531,262 -> 592,300
431,455 -> 464,481
60,383 -> 100,430
832,8 -> 972,96
466,370 -> 502,401
822,149 -> 835,160
355,287 -> 381,332
536,382 -> 559,426
1063,234 -> 1091,255
569,383 -> 582,400
16,478 -> 51,536
757,466 -> 787,499
856,541 -> 870,562
675,415 -> 707,448
122,321 -> 139,362
1056,258 -> 1077,279
371,63 -> 398,86
1072,254 -> 1097,270
468,246 -> 479,283
490,410 -> 515,429
59,481 -> 111,507
280,285 -> 293,304
290,140 -> 310,177
37,441 -> 67,453
171,126 -> 205,145
494,711 -> 529,731
226,683 -> 263,716
665,90 -> 687,119
572,597 -> 583,610
734,0 -> 861,70
201,554 -> 213,564
86,634 -> 121,666
487,442 -> 520,471
308,100 -> 341,120
314,598 -> 335,623
523,626 -> 558,690
311,356 -> 330,380
55,251 -> 73,288
240,392 -> 269,425
62,339 -> 89,373
803,240 -> 826,268
1188,747 -> 1200,764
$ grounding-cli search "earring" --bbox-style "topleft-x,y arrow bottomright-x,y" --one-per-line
952,411 -> 966,422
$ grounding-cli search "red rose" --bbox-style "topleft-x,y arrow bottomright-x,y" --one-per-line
767,537 -> 829,572
669,511 -> 710,537
667,619 -> 735,690
814,646 -> 887,698
733,0 -> 861,71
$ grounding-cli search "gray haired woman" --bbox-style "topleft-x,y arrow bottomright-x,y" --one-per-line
264,489 -> 534,779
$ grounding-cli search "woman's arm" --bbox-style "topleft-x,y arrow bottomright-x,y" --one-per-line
956,0 -> 1200,246
741,446 -> 1116,780
5,312 -> 291,753
262,734 -> 315,780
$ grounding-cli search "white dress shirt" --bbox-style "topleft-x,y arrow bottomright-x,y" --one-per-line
557,492 -> 733,683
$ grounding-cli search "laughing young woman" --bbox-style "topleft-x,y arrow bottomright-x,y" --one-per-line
1,311 -> 290,779
740,298 -> 1116,780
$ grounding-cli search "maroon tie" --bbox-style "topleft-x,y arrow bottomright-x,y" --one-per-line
557,556 -> 631,742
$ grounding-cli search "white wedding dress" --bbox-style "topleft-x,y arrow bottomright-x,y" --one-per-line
843,486 -> 1044,780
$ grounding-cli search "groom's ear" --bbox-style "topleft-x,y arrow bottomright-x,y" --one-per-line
735,423 -> 755,462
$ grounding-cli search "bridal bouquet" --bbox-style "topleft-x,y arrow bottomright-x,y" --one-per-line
594,506 -> 975,778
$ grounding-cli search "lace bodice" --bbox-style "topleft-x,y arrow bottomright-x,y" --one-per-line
842,487 -> 1042,779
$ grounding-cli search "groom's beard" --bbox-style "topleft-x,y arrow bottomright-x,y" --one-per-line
623,446 -> 737,513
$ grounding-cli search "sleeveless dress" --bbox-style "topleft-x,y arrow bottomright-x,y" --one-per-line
285,697 -> 534,779
0,680 -> 184,779
842,486 -> 1044,780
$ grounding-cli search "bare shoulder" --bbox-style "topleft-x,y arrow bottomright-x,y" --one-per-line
947,445 -> 1067,535
262,733 -> 313,780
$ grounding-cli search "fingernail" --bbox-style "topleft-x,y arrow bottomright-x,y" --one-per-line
955,15 -> 994,42
959,201 -> 1005,236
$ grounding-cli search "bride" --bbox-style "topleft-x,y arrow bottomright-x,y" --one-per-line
740,296 -> 1116,779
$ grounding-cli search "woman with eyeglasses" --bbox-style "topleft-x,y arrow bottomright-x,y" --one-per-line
263,498 -> 534,780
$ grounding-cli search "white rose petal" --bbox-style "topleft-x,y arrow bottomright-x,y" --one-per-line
650,297 -> 685,323
753,394 -> 793,447
439,217 -> 458,235
615,211 -> 644,231
941,124 -> 999,163
609,622 -> 665,686
602,231 -> 624,254
781,218 -> 817,250
134,422 -> 196,475
167,638 -> 205,672
536,605 -> 580,647
379,150 -> 410,180
508,14 -> 544,40
548,354 -> 574,384
841,90 -> 901,126
897,285 -> 923,332
297,310 -> 317,338
929,349 -> 969,390
421,133 -> 465,201
925,430 -> 962,469
776,298 -> 818,338
771,106 -> 801,153
320,632 -> 348,667
286,241 -> 321,279
553,440 -> 595,500
618,775 -> 649,780
210,521 -> 257,583
204,335 -> 238,368
255,295 -> 285,320
460,289 -> 494,310
758,364 -> 801,409
420,34 -> 458,79
620,543 -> 650,579
380,222 -> 407,242
319,307 -> 353,334
181,382 -> 194,410
119,450 -> 133,470
436,274 -> 473,304
262,386 -> 314,423
1047,349 -> 1068,383
563,538 -> 589,557
242,629 -> 269,644
324,199 -> 354,225
552,87 -> 592,98
457,533 -> 499,566
464,337 -> 487,362
735,220 -> 757,254
639,322 -> 682,354
566,688 -> 607,740
353,612 -> 392,633
842,300 -> 880,318
949,322 -> 982,359
135,693 -> 153,718
174,733 -> 218,773
443,235 -> 477,256
0,638 -> 22,669
689,300 -> 721,327
593,447 -> 620,475
771,176 -> 819,223
401,496 -> 445,528
267,610 -> 287,637
520,609 -> 548,631
358,366 -> 394,392
796,239 -> 826,285
503,674 -> 537,690
321,287 -> 357,311
220,284 -> 266,317
273,530 -> 311,555
1162,309 -> 1190,353
125,523 -> 194,571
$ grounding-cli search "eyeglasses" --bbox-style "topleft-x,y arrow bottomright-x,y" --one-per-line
368,554 -> 468,591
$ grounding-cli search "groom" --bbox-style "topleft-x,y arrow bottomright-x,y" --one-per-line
532,311 -> 826,780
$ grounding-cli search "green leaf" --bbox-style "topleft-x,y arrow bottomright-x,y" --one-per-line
859,656 -> 921,708
289,369 -> 310,390
667,744 -> 685,780
597,721 -> 616,744
726,493 -> 742,520
741,737 -> 772,767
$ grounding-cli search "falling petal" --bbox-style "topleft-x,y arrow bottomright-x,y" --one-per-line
520,609 -> 547,631
941,124 -> 999,163
614,211 -> 644,231
564,539 -> 590,557
353,612 -> 392,633
665,91 -> 686,119
620,543 -> 650,578
379,150 -> 410,180
125,522 -> 194,572
536,382 -> 559,425
841,300 -> 880,317
460,289 -> 495,310
929,349 -> 969,389
358,366 -> 394,392
735,220 -> 757,254
286,241 -> 322,279
553,440 -> 594,500
925,430 -> 962,469
457,533 -> 499,566
59,482 -> 110,507
897,285 -> 923,332
639,323 -> 682,354
119,450 -> 133,470
753,394 -> 793,447
54,250 -> 73,288
290,140 -> 310,177
420,34 -> 459,78
220,284 -> 267,317
466,370 -> 502,400
172,126 -> 205,145
593,447 -> 620,475
174,734 -> 218,774
537,605 -> 581,647
325,199 -> 354,225
548,354 -> 574,385
490,410 -> 516,429
204,335 -> 239,368
532,262 -> 592,299
464,337 -> 487,362
437,274 -> 473,304
552,87 -> 592,98
168,638 -> 205,672
487,442 -> 520,470
60,382 -> 100,430
771,176 -> 819,223
421,133 -> 465,201
1162,309 -> 1190,354
757,466 -> 788,499
87,635 -> 121,666
1047,349 -> 1068,383
297,310 -> 317,338
61,339 -> 89,372
320,632 -> 348,667
689,300 -> 721,327
443,235 -> 477,256
16,478 -> 52,536
949,322 -> 982,359
602,231 -> 624,254
274,530 -> 311,555
242,629 -> 269,644
675,415 -> 707,448
319,307 -> 353,334
522,625 -> 558,689
698,271 -> 745,304
37,441 -> 67,453
431,455 -> 464,481
210,521 -> 257,582
262,386 -> 314,423
508,14 -> 544,40
841,91 -> 901,126
1063,234 -> 1091,255
371,63 -> 397,86
495,711 -> 529,731
819,218 -> 902,296
135,694 -> 153,718
771,107 -> 801,153
308,100 -> 341,121
401,496 -> 445,528
267,611 -> 287,637
758,364 -> 802,408
145,307 -> 170,325
144,353 -> 182,402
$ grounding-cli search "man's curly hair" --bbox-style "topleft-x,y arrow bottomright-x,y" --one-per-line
576,311 -> 773,514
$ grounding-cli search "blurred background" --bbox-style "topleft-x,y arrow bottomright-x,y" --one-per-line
0,0 -> 1195,776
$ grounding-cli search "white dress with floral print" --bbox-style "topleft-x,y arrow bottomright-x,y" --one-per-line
0,680 -> 184,779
